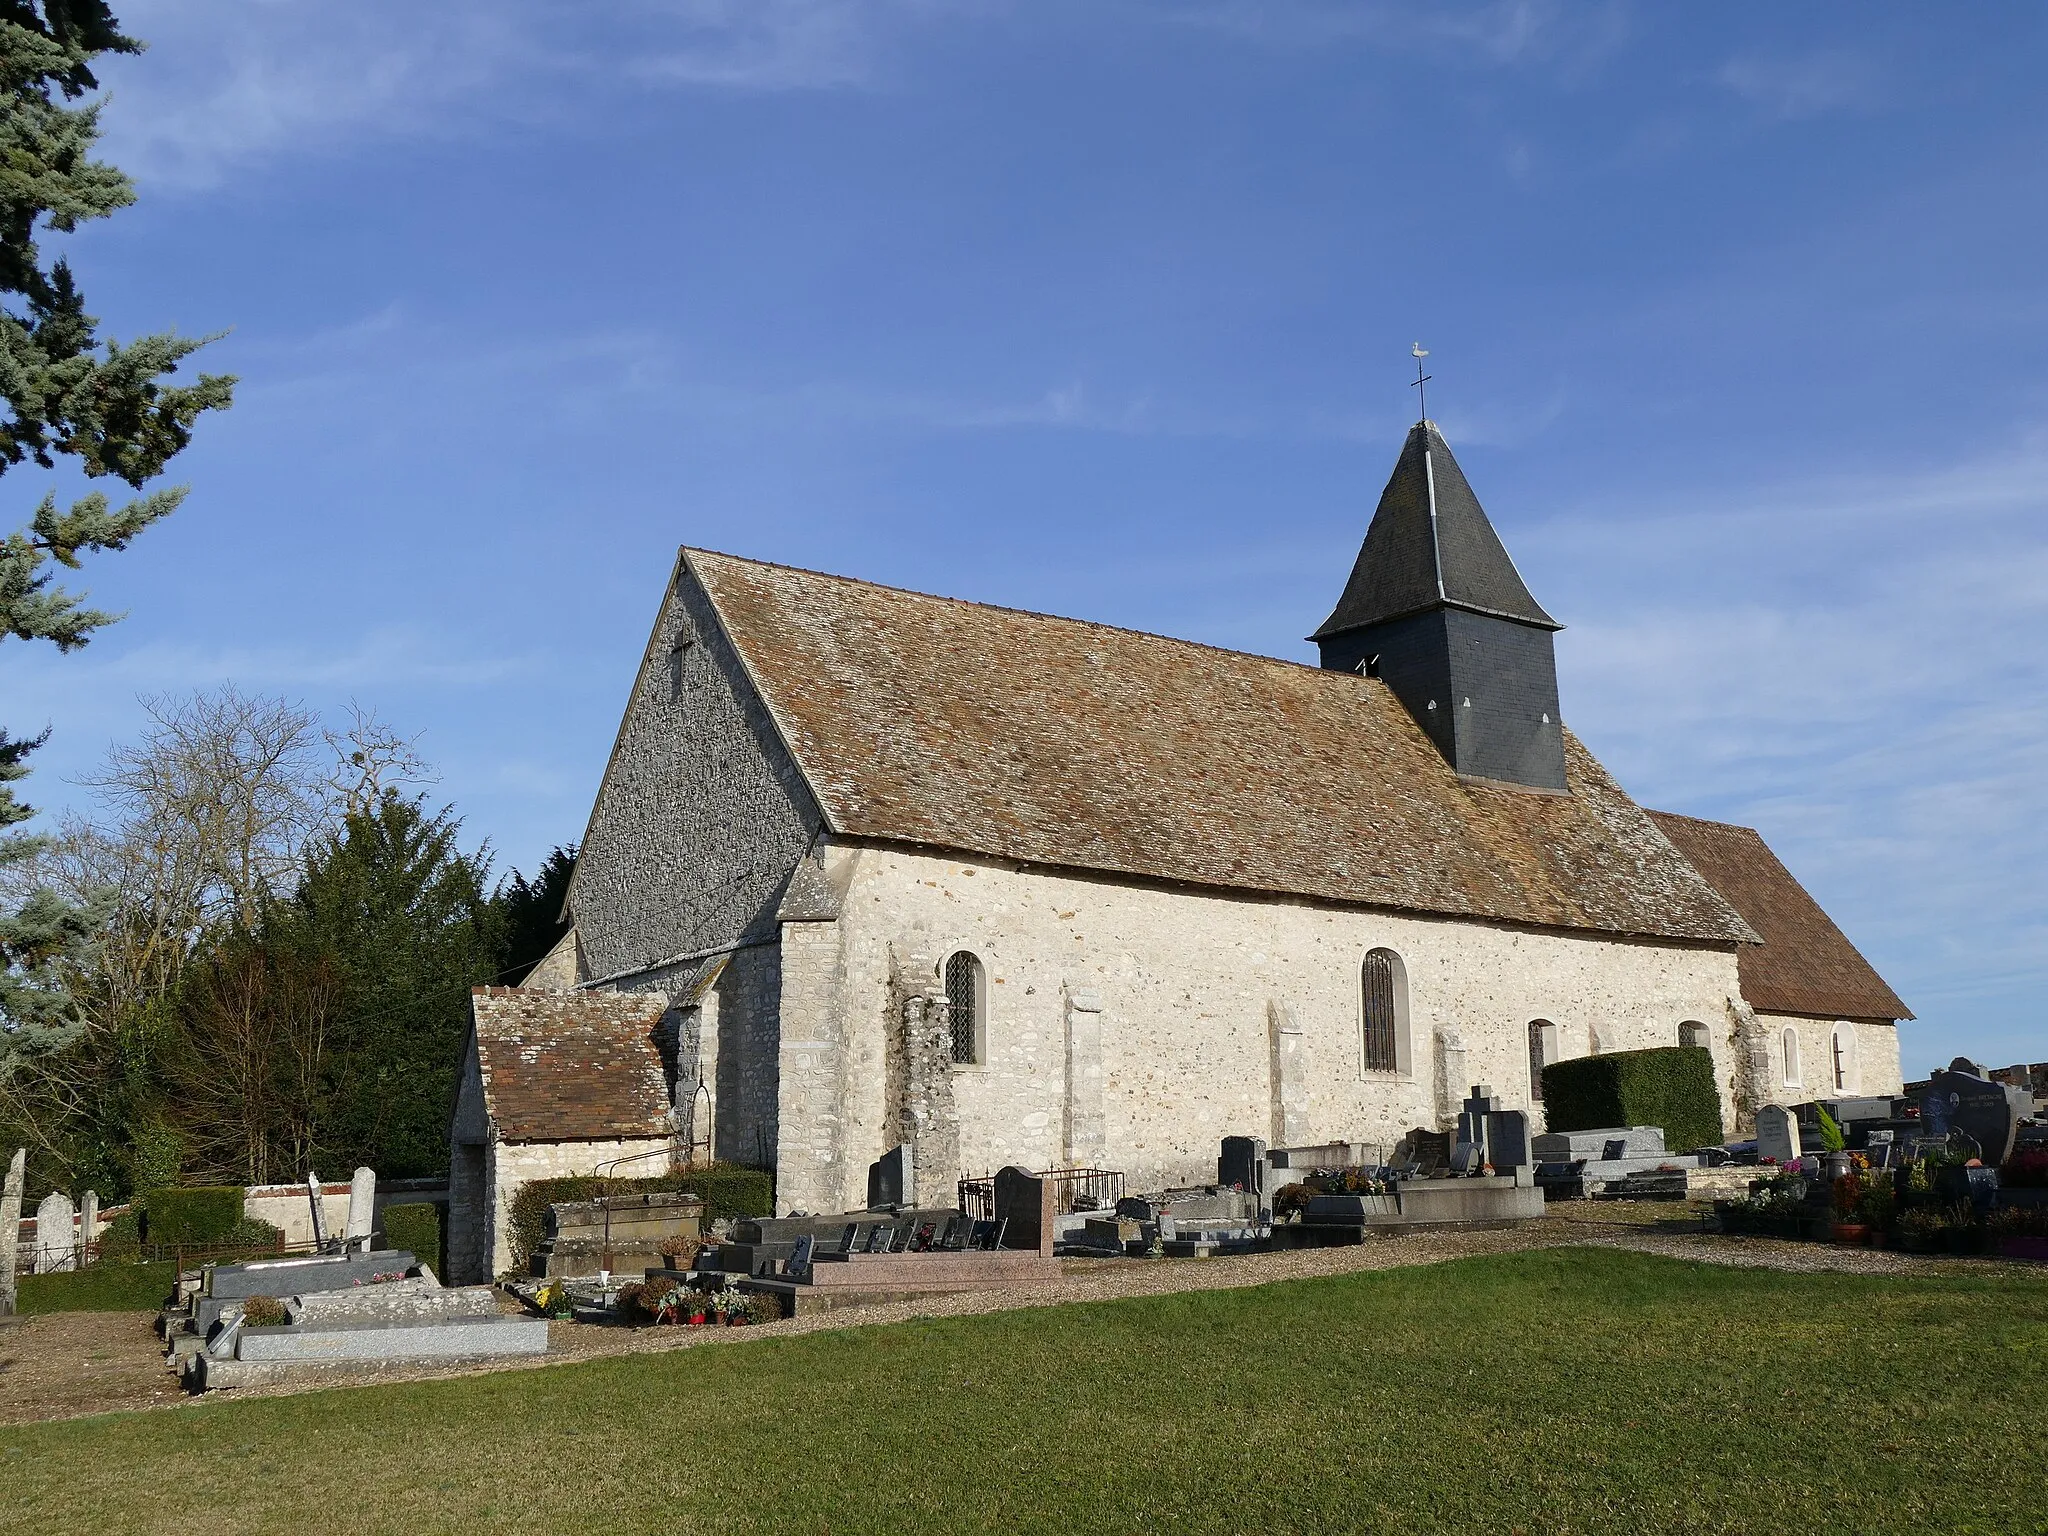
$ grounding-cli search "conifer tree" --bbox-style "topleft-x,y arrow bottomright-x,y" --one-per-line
0,3 -> 233,1038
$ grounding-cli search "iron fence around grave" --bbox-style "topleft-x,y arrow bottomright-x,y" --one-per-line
956,1166 -> 1125,1221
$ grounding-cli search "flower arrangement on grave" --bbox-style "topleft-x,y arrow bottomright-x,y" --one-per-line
1988,1203 -> 2048,1240
1815,1105 -> 1846,1153
241,1295 -> 288,1328
1896,1205 -> 1949,1252
534,1279 -> 574,1318
1273,1183 -> 1313,1220
2001,1149 -> 2048,1189
742,1290 -> 783,1324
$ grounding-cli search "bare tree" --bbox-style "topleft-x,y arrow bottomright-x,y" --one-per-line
320,702 -> 436,820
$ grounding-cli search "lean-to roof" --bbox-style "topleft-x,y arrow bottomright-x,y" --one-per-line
1644,811 -> 1910,1022
470,987 -> 670,1143
685,549 -> 1753,946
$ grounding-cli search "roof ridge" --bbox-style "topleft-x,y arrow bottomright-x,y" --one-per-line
1645,807 -> 1764,838
683,546 -> 1338,677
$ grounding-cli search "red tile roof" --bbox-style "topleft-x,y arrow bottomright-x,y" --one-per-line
471,988 -> 672,1143
688,550 -> 1754,946
1644,811 -> 1910,1022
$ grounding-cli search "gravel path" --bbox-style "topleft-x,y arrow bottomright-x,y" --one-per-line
5,1218 -> 2038,1426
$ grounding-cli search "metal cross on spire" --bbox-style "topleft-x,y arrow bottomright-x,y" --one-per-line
1410,342 -> 1431,424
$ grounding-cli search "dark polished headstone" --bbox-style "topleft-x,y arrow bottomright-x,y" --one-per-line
1219,1135 -> 1267,1194
1922,1069 -> 2027,1166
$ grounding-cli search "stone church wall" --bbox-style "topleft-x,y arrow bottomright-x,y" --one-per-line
797,845 -> 1746,1197
570,559 -> 823,987
1755,1012 -> 1903,1107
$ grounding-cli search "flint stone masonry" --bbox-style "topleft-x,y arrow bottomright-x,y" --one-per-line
789,844 -> 1745,1195
571,563 -> 822,987
1757,1012 -> 1903,1105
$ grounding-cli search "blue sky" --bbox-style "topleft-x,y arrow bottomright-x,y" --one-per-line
9,2 -> 2045,1074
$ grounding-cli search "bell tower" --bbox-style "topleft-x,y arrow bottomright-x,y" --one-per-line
1311,420 -> 1567,792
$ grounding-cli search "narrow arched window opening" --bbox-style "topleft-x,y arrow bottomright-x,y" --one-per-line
1528,1019 -> 1558,1101
1361,948 -> 1404,1073
1831,1024 -> 1852,1093
944,951 -> 984,1066
1782,1027 -> 1801,1087
1531,1028 -> 1556,1097
1679,1020 -> 1710,1051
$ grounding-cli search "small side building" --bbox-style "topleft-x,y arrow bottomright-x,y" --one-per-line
447,987 -> 674,1282
1646,811 -> 1910,1107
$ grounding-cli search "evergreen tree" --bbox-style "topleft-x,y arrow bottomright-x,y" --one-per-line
287,796 -> 503,1177
497,843 -> 575,983
0,2 -> 234,1039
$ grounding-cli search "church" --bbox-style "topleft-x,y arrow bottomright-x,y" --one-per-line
446,421 -> 1908,1274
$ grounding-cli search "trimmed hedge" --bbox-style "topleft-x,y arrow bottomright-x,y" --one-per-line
1540,1046 -> 1724,1153
503,1164 -> 773,1276
141,1187 -> 244,1245
382,1202 -> 444,1275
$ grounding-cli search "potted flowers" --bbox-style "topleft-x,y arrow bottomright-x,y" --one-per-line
1830,1167 -> 1869,1246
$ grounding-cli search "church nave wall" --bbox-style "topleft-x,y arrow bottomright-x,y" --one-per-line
828,846 -> 1746,1194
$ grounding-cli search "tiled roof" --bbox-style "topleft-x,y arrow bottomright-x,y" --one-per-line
1312,422 -> 1559,639
471,988 -> 671,1143
688,550 -> 1754,945
1644,812 -> 1910,1022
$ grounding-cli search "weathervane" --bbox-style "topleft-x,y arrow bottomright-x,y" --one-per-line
1410,342 -> 1431,424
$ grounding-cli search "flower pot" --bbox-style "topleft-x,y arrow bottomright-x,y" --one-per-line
688,1312 -> 707,1326
727,1315 -> 748,1327
1830,1223 -> 1869,1246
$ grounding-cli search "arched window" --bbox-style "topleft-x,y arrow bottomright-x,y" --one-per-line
943,951 -> 985,1066
1679,1020 -> 1710,1051
1528,1020 -> 1559,1101
1831,1024 -> 1854,1093
1361,948 -> 1407,1074
1782,1027 -> 1802,1087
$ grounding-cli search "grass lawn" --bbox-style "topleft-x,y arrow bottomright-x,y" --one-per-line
15,1261 -> 175,1316
3,1247 -> 2045,1535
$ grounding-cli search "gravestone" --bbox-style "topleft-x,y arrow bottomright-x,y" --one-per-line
1756,1105 -> 1801,1165
0,1148 -> 23,1316
34,1191 -> 75,1274
78,1190 -> 97,1269
1922,1068 -> 2027,1167
1457,1086 -> 1503,1163
345,1167 -> 376,1246
993,1165 -> 1056,1253
1450,1141 -> 1482,1175
305,1171 -> 329,1251
785,1234 -> 815,1279
867,1144 -> 916,1210
1487,1109 -> 1532,1171
863,1223 -> 893,1253
1218,1136 -> 1267,1195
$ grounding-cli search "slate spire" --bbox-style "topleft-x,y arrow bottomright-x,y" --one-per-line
1313,421 -> 1568,792
1311,421 -> 1557,641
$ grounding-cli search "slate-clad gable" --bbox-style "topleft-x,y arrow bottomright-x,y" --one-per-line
1645,811 -> 1910,1023
683,549 -> 1753,946
470,988 -> 672,1142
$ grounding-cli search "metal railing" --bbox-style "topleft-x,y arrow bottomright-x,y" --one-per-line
956,1166 -> 1125,1221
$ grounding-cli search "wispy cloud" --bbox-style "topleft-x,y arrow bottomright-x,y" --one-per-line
1716,48 -> 1882,121
1546,428 -> 2048,1066
1172,0 -> 1628,73
98,0 -> 929,190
